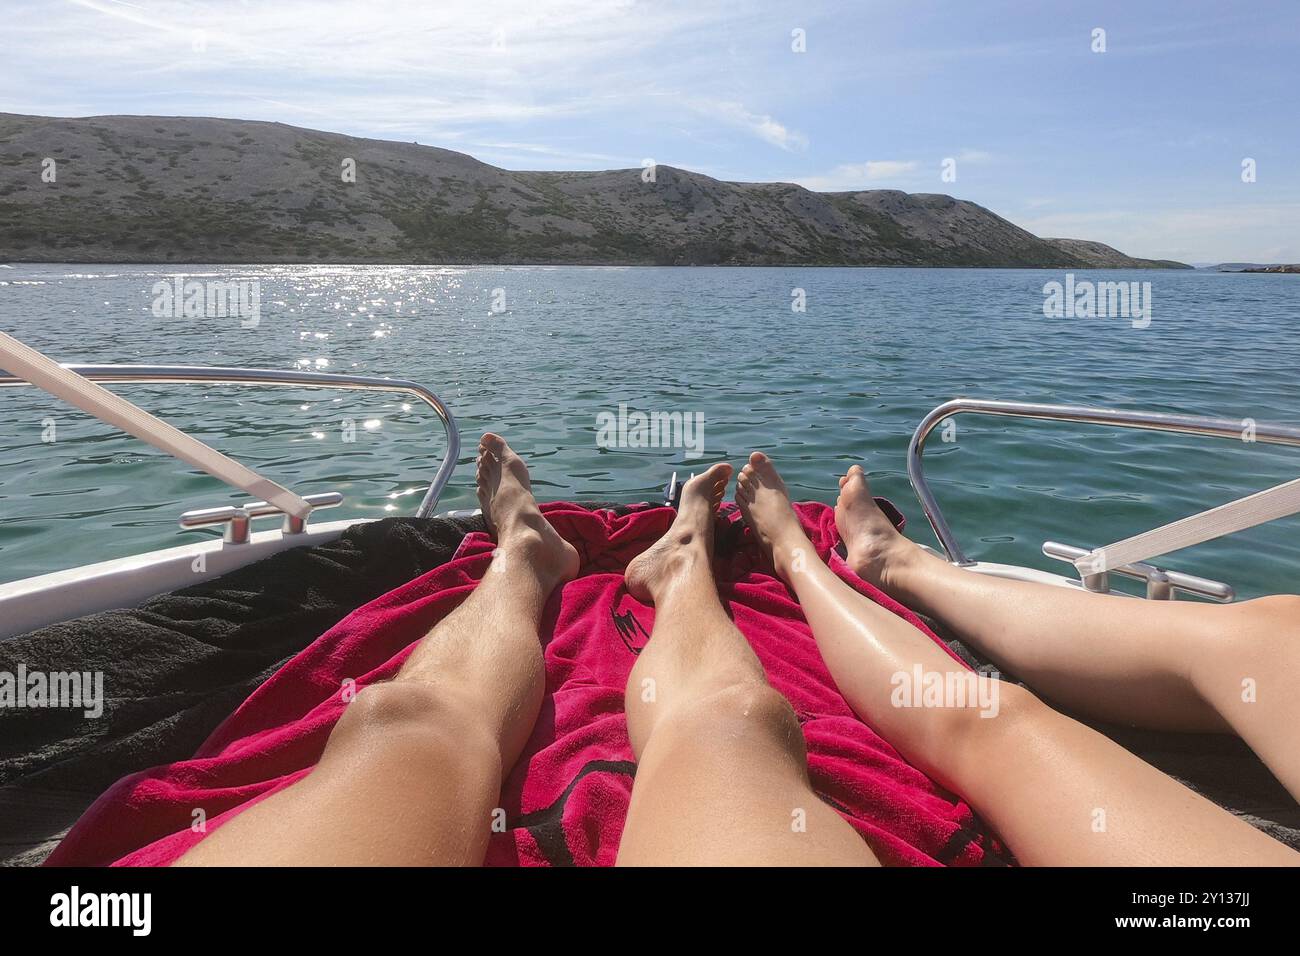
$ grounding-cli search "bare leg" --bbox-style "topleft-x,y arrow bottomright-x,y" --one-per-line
615,464 -> 877,867
832,463 -> 1300,800
736,452 -> 1298,866
176,434 -> 577,866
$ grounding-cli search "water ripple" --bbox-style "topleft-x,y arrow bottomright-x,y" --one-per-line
1,264 -> 1298,598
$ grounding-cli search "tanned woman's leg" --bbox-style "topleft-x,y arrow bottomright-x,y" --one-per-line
615,464 -> 878,867
734,452 -> 1298,866
829,462 -> 1300,801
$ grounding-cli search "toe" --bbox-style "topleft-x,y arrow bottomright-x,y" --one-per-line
750,452 -> 782,486
688,462 -> 732,493
479,434 -> 501,464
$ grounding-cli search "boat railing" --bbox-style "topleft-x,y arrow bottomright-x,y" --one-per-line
0,365 -> 460,540
907,399 -> 1300,601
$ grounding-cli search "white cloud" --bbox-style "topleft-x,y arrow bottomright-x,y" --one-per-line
687,99 -> 808,152
796,160 -> 920,191
6,0 -> 787,152
795,149 -> 994,192
0,0 -> 820,178
467,141 -> 623,161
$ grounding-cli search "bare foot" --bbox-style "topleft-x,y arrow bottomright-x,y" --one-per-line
476,433 -> 578,586
835,464 -> 914,592
734,452 -> 813,580
625,463 -> 732,604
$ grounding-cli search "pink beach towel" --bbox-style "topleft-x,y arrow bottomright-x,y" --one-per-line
46,501 -> 1010,867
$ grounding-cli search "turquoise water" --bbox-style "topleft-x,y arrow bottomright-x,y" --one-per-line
1,264 -> 1297,598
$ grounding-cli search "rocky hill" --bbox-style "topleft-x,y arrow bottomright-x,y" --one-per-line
0,113 -> 1189,268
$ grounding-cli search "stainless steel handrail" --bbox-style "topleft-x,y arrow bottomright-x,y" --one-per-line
180,491 -> 345,541
0,365 -> 460,517
1041,541 -> 1235,602
908,398 -> 1300,566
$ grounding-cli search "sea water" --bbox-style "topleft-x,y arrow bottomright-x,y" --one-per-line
1,264 -> 1296,598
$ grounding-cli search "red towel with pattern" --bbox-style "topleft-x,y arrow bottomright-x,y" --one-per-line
46,501 -> 1009,867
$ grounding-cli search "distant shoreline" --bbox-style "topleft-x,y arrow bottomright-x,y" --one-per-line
0,259 -> 1197,270
1,112 -> 1190,271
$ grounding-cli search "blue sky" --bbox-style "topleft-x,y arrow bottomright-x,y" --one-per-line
3,0 -> 1297,262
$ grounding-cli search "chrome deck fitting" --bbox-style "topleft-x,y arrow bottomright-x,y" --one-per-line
1042,541 -> 1234,602
180,492 -> 344,543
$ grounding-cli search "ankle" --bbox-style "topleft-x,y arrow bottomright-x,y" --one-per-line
496,521 -> 546,558
849,537 -> 921,596
647,543 -> 710,599
496,523 -> 574,583
771,530 -> 816,581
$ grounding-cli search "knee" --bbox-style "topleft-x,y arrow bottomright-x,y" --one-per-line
890,675 -> 1062,784
344,680 -> 443,726
328,681 -> 500,771
1236,594 -> 1300,633
1202,594 -> 1300,663
943,679 -> 1048,755
983,680 -> 1049,727
1191,595 -> 1300,696
670,681 -> 806,756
